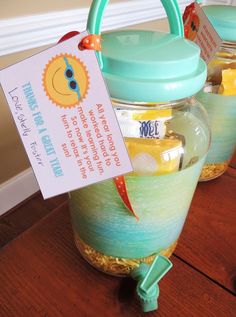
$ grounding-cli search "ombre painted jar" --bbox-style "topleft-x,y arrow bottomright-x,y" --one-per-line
70,0 -> 210,276
198,5 -> 236,181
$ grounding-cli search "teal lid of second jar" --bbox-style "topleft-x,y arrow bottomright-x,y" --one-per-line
101,30 -> 206,102
203,5 -> 236,43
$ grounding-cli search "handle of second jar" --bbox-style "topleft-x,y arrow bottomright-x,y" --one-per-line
87,0 -> 184,68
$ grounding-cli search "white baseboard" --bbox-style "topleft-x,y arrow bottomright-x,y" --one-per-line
0,168 -> 39,216
0,0 -> 192,56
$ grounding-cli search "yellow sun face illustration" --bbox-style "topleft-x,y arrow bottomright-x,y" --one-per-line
43,54 -> 89,108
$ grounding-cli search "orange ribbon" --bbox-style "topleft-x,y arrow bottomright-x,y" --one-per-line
183,3 -> 196,38
58,31 -> 80,43
79,34 -> 102,51
58,31 -> 101,52
114,176 -> 139,220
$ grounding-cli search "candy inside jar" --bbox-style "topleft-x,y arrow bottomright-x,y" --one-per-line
117,107 -> 183,176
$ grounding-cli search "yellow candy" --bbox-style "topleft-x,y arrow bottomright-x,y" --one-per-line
125,137 -> 182,176
218,69 -> 236,95
207,57 -> 236,86
132,109 -> 172,121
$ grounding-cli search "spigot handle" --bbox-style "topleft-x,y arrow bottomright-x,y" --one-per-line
140,255 -> 172,294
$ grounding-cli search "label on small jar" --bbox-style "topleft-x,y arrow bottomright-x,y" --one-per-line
115,109 -> 172,139
183,2 -> 222,64
0,31 -> 133,199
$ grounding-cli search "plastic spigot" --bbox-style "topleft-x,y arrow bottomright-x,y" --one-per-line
131,255 -> 173,313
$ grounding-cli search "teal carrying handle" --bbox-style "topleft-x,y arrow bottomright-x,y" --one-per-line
87,0 -> 184,67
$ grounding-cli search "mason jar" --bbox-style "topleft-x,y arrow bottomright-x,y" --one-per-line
197,5 -> 236,181
70,0 -> 210,276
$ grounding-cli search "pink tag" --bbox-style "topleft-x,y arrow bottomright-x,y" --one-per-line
184,2 -> 222,64
0,31 -> 133,199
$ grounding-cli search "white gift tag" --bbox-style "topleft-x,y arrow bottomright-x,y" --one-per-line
0,32 -> 133,199
184,2 -> 222,64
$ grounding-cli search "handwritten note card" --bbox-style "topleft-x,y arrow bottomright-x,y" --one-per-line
0,32 -> 133,198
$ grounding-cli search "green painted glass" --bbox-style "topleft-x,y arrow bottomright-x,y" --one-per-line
197,92 -> 236,163
70,156 -> 206,258
70,98 -> 210,274
197,7 -> 236,181
69,0 -> 210,278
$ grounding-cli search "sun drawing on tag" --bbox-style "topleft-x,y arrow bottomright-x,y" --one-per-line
42,54 -> 89,108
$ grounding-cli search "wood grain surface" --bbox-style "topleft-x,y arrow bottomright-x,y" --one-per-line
230,150 -> 236,169
0,161 -> 235,316
175,167 -> 236,294
0,192 -> 67,248
0,204 -> 235,317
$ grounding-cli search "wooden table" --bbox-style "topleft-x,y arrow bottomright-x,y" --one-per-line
0,167 -> 235,316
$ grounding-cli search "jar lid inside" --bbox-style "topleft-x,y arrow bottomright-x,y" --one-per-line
101,30 -> 206,102
203,5 -> 236,43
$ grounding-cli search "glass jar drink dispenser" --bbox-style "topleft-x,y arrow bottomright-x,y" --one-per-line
70,0 -> 210,279
197,5 -> 236,181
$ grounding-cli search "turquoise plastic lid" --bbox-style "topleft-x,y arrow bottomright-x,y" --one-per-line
87,0 -> 206,102
203,5 -> 236,42
101,30 -> 206,102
